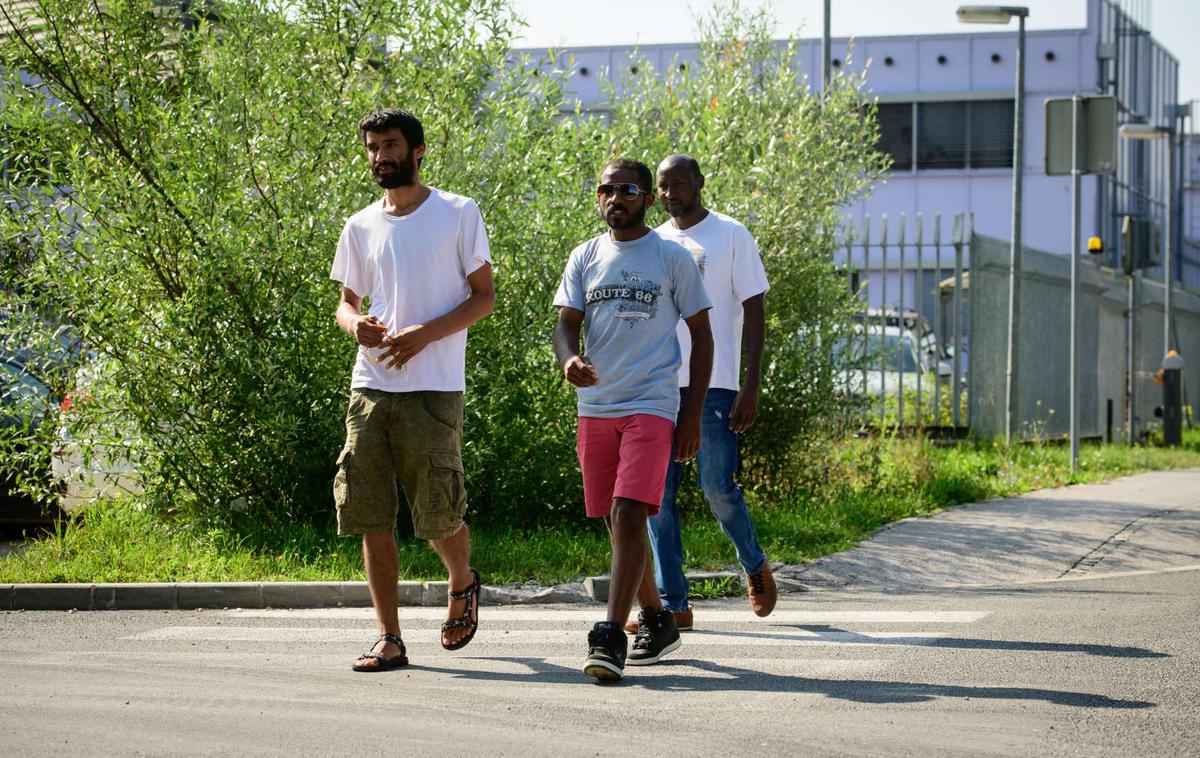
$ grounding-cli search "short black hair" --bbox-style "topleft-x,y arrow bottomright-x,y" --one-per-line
602,157 -> 653,192
358,108 -> 424,151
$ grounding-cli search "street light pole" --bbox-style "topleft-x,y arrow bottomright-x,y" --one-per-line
822,0 -> 831,91
1009,12 -> 1026,444
1165,129 -> 1174,352
1119,122 -> 1176,354
957,6 -> 1029,444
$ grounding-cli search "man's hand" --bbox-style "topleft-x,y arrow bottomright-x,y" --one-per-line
562,355 -> 599,387
381,324 -> 433,369
354,315 -> 388,347
674,414 -> 702,462
729,385 -> 759,433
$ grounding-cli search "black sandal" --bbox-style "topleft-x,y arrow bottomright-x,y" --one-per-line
351,633 -> 408,672
441,568 -> 481,651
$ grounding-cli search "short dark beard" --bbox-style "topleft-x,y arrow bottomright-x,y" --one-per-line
667,199 -> 698,219
605,204 -> 646,231
372,152 -> 415,189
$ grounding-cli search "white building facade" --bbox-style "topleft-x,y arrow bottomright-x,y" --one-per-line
515,0 -> 1192,292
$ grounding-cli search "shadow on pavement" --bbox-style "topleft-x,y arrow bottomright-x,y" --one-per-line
411,657 -> 1156,708
690,626 -> 1168,658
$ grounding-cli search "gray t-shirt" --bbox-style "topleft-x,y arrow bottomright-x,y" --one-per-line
554,229 -> 711,421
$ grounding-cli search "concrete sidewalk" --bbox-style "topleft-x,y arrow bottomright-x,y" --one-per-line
795,468 -> 1200,590
4,469 -> 1199,609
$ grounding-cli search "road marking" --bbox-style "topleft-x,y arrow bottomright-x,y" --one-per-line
0,653 -> 891,676
130,626 -> 949,646
223,608 -> 990,624
954,563 -> 1200,588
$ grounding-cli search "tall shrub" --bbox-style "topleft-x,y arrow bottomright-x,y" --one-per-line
0,0 -> 883,532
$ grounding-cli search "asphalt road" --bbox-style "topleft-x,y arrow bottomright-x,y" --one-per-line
0,567 -> 1196,757
2,470 -> 1198,756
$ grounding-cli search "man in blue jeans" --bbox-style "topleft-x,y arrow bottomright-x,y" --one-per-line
627,154 -> 776,632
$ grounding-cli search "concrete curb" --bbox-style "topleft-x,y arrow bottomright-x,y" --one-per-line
1,568 -> 809,611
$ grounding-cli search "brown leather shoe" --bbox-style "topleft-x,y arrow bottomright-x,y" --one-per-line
624,607 -> 694,634
746,561 -> 777,617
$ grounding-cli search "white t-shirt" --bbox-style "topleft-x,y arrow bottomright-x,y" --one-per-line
657,211 -> 769,391
330,188 -> 491,392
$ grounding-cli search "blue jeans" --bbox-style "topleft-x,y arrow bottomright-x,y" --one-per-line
648,388 -> 767,611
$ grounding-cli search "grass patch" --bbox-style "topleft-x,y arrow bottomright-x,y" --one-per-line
3,428 -> 1198,584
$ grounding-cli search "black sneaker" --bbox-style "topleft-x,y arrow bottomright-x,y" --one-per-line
583,621 -> 627,681
626,607 -> 681,666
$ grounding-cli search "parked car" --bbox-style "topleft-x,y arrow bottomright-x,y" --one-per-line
49,358 -> 144,512
0,357 -> 57,526
833,323 -> 951,397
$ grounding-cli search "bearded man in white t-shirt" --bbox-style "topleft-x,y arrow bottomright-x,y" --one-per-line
330,108 -> 495,672
628,153 -> 777,632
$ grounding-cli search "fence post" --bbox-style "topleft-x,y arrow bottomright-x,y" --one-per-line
879,213 -> 889,429
898,213 -> 907,430
931,212 -> 940,431
862,214 -> 871,412
952,213 -> 965,430
915,212 -> 925,430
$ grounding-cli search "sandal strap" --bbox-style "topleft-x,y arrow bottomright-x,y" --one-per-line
448,574 -> 479,601
375,633 -> 404,649
441,616 -> 475,631
358,652 -> 385,664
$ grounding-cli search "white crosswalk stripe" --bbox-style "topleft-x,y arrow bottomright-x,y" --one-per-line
131,625 -> 952,646
223,608 -> 991,624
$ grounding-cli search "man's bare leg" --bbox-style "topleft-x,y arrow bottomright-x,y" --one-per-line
605,517 -> 663,619
605,497 -> 663,623
429,522 -> 474,647
356,531 -> 402,668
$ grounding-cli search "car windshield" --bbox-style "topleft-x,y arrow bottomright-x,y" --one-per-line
1,362 -> 49,414
834,333 -> 921,373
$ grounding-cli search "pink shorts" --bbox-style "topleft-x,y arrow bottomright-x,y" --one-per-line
576,414 -> 676,518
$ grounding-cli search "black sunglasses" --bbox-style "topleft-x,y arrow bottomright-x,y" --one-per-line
597,182 -> 648,199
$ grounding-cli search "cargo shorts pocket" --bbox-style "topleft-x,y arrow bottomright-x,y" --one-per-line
333,448 -> 351,508
418,450 -> 467,539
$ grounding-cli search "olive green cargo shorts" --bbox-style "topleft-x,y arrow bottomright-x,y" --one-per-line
334,389 -> 467,540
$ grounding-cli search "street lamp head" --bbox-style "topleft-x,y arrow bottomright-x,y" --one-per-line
1118,122 -> 1171,140
956,5 -> 1030,24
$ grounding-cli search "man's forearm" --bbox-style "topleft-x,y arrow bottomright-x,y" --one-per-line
417,289 -> 495,341
741,295 -> 766,390
336,301 -> 363,338
553,320 -> 582,367
681,328 -> 714,420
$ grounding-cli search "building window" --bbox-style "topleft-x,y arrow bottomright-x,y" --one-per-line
967,99 -> 1015,168
876,99 -> 1014,171
918,101 -> 968,169
875,103 -> 913,170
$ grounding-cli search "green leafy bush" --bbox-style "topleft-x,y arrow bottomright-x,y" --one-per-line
0,0 -> 883,535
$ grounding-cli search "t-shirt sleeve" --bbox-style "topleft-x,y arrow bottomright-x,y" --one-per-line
731,225 -> 769,302
329,220 -> 369,298
553,246 -> 586,311
458,200 -> 492,276
670,243 -> 712,319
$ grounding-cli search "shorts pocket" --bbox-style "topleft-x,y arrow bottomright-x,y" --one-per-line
333,448 -> 351,510
420,394 -> 462,432
420,450 -> 466,539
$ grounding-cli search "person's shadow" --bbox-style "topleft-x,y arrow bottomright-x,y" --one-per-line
407,654 -> 1155,709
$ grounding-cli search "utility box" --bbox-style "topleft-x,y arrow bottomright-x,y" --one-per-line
1121,216 -> 1161,274
1157,351 -> 1184,446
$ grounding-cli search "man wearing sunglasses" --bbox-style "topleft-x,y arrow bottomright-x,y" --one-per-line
554,158 -> 713,681
628,153 -> 775,636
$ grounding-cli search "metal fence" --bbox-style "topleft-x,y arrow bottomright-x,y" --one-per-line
836,215 -> 1200,441
836,212 -> 972,433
